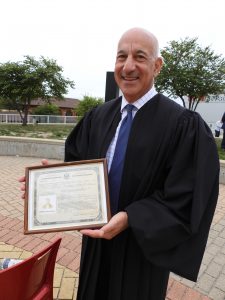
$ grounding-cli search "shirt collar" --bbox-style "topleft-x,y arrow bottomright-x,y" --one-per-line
120,86 -> 158,113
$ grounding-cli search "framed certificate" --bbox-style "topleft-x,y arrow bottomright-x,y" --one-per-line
24,159 -> 111,234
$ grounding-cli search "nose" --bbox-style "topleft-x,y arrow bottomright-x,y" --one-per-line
123,55 -> 136,73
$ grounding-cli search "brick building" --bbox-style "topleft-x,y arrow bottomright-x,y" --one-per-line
30,98 -> 80,116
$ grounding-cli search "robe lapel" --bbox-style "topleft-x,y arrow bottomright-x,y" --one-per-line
99,100 -> 122,158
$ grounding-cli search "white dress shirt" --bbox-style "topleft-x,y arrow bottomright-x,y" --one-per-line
106,86 -> 158,171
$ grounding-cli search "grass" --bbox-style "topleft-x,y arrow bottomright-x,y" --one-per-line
215,138 -> 225,160
0,124 -> 224,160
0,124 -> 74,140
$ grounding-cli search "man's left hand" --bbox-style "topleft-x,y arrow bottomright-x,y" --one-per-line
79,211 -> 128,240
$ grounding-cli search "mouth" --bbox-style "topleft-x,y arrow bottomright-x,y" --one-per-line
121,75 -> 139,81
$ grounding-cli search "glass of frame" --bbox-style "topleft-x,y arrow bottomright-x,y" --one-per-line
24,159 -> 111,234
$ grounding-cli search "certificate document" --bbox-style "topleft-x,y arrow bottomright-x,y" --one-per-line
24,159 -> 111,234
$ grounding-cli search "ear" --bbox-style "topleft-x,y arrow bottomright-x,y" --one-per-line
154,57 -> 163,77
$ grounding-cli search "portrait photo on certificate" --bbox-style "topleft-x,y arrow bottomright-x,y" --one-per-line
24,159 -> 111,234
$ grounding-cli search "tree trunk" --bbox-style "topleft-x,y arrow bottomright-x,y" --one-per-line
191,99 -> 195,110
188,97 -> 192,110
179,96 -> 186,108
193,99 -> 200,111
22,103 -> 29,126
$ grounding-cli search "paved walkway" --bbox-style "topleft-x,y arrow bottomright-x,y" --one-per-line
0,155 -> 224,300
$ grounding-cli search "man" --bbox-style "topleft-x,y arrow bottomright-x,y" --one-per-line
20,28 -> 219,299
64,28 -> 219,300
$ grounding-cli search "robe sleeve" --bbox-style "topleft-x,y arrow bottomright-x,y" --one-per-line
125,110 -> 220,280
221,112 -> 225,123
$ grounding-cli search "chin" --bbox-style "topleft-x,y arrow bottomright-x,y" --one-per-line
123,94 -> 138,103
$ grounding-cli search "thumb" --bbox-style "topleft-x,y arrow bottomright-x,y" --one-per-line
41,159 -> 49,166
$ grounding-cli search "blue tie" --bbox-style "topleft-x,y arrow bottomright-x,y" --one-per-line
108,104 -> 134,214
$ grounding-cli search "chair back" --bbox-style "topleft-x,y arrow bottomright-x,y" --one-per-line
0,237 -> 61,300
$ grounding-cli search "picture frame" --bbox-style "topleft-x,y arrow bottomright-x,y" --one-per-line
24,159 -> 111,234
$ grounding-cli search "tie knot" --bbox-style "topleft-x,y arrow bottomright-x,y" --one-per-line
126,104 -> 134,114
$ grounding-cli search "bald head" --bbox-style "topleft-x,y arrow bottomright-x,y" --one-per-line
114,27 -> 163,102
118,28 -> 160,59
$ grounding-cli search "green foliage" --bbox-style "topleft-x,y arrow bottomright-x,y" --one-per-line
33,103 -> 60,115
0,98 -> 15,110
0,56 -> 75,124
0,99 -> 5,109
215,138 -> 225,160
75,95 -> 103,118
155,37 -> 225,110
0,124 -> 74,140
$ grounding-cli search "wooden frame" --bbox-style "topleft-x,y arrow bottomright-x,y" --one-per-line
24,159 -> 111,234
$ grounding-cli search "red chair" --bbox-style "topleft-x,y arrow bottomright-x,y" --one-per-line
0,237 -> 61,300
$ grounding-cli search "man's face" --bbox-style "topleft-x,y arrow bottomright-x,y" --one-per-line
114,32 -> 162,103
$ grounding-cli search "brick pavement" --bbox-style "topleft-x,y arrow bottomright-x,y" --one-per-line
171,185 -> 225,300
0,155 -> 225,300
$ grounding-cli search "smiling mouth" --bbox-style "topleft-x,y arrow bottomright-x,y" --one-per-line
121,76 -> 139,81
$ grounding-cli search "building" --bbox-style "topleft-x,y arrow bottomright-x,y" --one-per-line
195,94 -> 225,127
30,97 -> 80,116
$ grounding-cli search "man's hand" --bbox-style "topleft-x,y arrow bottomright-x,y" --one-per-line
80,211 -> 128,240
18,159 -> 49,199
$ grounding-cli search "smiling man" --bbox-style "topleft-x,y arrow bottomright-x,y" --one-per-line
64,28 -> 219,300
114,28 -> 162,102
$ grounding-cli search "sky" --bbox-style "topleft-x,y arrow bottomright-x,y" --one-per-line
1,0 -> 225,100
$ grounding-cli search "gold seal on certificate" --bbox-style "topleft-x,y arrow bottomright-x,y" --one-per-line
24,159 -> 111,234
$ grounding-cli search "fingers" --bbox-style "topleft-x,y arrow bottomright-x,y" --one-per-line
41,159 -> 49,166
18,175 -> 25,183
19,181 -> 26,199
79,212 -> 128,240
19,159 -> 48,201
18,175 -> 26,199
79,229 -> 105,238
20,184 -> 25,191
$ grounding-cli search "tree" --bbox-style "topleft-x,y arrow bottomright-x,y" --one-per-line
33,103 -> 60,115
0,56 -> 75,125
155,37 -> 225,110
74,95 -> 103,119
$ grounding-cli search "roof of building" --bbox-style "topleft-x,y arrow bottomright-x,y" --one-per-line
30,97 -> 80,109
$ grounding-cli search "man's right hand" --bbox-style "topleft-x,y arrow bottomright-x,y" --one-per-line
18,159 -> 49,199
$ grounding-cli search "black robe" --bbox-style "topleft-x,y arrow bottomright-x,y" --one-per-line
65,94 -> 219,300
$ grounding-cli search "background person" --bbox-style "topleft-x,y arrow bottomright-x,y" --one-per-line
215,120 -> 222,137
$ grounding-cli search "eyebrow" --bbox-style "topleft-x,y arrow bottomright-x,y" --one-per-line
136,50 -> 148,56
117,49 -> 148,56
117,50 -> 126,55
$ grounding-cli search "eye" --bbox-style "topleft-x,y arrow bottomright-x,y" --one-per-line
116,54 -> 127,61
136,54 -> 146,61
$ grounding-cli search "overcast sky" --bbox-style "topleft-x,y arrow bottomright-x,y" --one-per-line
1,0 -> 225,100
